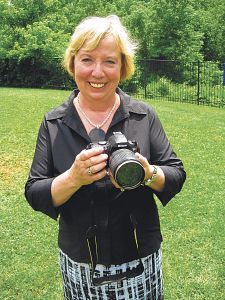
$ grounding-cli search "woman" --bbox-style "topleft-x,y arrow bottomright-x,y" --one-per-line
25,15 -> 186,299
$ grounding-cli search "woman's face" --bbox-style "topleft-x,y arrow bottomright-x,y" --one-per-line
74,35 -> 122,103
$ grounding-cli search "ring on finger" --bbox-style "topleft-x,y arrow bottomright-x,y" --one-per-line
88,167 -> 93,175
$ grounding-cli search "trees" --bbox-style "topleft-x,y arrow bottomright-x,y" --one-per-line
0,0 -> 71,60
0,0 -> 223,87
0,0 -> 223,62
200,0 -> 225,62
149,0 -> 204,63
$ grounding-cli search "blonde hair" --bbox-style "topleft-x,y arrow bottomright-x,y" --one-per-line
63,15 -> 137,81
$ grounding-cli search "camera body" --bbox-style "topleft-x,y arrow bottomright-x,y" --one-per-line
87,131 -> 139,157
87,132 -> 145,190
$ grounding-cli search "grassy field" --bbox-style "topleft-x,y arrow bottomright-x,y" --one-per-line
0,87 -> 224,299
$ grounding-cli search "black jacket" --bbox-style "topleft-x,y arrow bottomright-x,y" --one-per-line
25,88 -> 186,265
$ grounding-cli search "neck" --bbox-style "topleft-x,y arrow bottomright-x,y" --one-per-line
78,93 -> 118,112
75,92 -> 119,130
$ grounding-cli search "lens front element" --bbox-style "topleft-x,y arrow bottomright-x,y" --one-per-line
115,161 -> 144,189
109,149 -> 145,189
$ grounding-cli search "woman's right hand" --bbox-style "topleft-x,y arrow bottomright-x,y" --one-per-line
51,147 -> 108,207
67,146 -> 108,188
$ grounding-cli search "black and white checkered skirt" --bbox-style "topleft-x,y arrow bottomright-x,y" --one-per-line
59,249 -> 163,300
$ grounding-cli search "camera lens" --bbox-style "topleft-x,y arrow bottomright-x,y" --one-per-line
109,149 -> 145,189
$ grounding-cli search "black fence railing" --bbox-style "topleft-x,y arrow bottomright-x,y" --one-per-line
0,58 -> 224,107
121,59 -> 225,108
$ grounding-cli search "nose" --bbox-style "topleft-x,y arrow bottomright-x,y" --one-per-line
91,62 -> 104,78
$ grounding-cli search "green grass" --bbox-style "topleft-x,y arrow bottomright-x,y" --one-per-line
0,87 -> 224,299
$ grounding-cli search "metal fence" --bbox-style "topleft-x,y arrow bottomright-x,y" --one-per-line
121,59 -> 225,108
0,58 -> 224,107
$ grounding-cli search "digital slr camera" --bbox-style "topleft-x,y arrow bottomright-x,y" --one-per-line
86,132 -> 145,190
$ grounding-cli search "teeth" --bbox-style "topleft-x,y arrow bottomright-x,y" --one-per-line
90,82 -> 105,88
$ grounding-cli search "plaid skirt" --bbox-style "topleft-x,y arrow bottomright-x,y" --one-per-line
59,249 -> 163,300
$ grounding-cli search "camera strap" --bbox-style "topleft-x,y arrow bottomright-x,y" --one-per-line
86,189 -> 144,286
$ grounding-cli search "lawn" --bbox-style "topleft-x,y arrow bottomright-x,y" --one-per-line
0,87 -> 224,299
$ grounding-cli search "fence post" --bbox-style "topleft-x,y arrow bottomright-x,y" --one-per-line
144,59 -> 147,100
197,60 -> 201,105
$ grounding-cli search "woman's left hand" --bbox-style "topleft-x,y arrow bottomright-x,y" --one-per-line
108,152 -> 165,192
107,170 -> 121,190
108,152 -> 154,190
135,152 -> 165,192
135,152 -> 153,181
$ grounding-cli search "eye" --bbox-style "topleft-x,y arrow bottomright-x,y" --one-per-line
106,60 -> 116,64
81,58 -> 92,63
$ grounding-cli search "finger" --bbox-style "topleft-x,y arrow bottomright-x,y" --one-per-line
108,170 -> 121,189
94,168 -> 108,181
88,160 -> 107,174
78,147 -> 105,161
87,168 -> 108,182
135,153 -> 154,180
135,152 -> 148,167
88,153 -> 108,168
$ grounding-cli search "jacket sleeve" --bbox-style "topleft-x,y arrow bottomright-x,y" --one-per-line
148,108 -> 186,206
24,117 -> 59,220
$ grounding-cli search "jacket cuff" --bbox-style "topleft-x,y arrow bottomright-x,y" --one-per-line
154,166 -> 185,206
25,177 -> 59,220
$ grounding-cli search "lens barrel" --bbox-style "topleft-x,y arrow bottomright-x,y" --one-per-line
109,149 -> 145,189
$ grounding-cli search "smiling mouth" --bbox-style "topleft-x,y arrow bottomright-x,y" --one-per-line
89,82 -> 105,88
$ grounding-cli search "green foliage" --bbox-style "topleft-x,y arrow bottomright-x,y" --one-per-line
143,77 -> 225,107
199,0 -> 225,62
0,0 -> 71,60
0,0 -> 224,90
0,0 -> 224,62
155,77 -> 171,96
149,0 -> 204,62
0,87 -> 224,299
